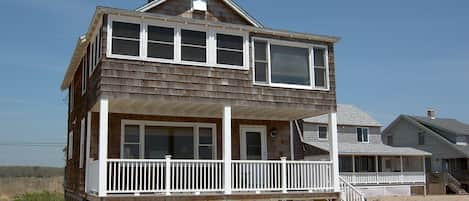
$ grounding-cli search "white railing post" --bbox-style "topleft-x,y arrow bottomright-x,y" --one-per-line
98,98 -> 108,197
165,155 -> 172,196
223,106 -> 232,195
281,157 -> 287,193
328,112 -> 340,192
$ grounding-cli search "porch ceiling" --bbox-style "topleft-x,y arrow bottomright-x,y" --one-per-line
99,98 -> 327,121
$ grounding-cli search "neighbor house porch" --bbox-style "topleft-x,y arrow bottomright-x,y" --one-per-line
83,98 -> 342,200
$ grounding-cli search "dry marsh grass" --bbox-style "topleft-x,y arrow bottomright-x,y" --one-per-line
0,177 -> 63,201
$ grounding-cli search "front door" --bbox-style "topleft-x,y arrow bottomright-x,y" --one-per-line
240,125 -> 267,160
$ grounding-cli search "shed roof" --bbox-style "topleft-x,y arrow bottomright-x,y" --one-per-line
304,104 -> 382,127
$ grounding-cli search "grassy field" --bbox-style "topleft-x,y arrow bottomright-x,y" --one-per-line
0,166 -> 64,201
369,195 -> 469,201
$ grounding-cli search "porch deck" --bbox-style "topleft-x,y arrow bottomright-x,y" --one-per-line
340,172 -> 426,185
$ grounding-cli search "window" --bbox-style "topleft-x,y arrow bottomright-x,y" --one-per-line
387,135 -> 393,145
314,48 -> 327,88
357,127 -> 369,143
181,29 -> 206,62
254,41 -> 268,83
354,156 -> 376,172
253,38 -> 329,89
68,131 -> 73,160
89,32 -> 101,75
147,26 -> 174,59
198,127 -> 215,159
69,84 -> 74,113
339,156 -> 353,172
123,125 -> 140,159
271,45 -> 310,86
418,133 -> 425,145
81,57 -> 87,95
121,121 -> 216,159
318,126 -> 328,140
111,21 -> 140,56
216,34 -> 243,66
79,118 -> 86,168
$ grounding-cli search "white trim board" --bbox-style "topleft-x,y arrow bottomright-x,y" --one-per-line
135,0 -> 264,28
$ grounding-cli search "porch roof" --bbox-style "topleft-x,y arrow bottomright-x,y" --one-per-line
305,141 -> 431,156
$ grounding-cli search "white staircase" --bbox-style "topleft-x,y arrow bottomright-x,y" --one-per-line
340,176 -> 366,201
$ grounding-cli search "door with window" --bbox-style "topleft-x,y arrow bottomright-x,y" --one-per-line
240,125 -> 267,160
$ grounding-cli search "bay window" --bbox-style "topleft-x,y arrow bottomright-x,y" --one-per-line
122,121 -> 216,160
111,21 -> 140,56
181,29 -> 207,62
253,38 -> 329,90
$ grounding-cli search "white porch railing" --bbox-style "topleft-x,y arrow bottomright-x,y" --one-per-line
86,160 -> 100,194
340,171 -> 426,185
339,177 -> 365,201
104,158 -> 333,195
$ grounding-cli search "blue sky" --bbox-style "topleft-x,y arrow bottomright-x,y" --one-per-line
0,0 -> 468,167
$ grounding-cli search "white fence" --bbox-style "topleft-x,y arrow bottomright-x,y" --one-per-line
105,158 -> 333,195
340,172 -> 426,185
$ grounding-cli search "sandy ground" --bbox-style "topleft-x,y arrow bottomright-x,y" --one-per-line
369,195 -> 469,201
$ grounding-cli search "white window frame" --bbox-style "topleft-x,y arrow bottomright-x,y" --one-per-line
239,125 -> 268,160
69,83 -> 74,113
79,118 -> 86,168
120,120 -> 217,160
106,15 -> 249,70
318,125 -> 328,140
357,127 -> 370,143
68,131 -> 73,160
252,37 -> 330,91
81,57 -> 87,95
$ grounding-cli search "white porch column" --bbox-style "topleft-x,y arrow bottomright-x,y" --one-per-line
423,156 -> 427,196
400,156 -> 404,184
375,156 -> 379,184
85,112 -> 91,193
328,112 -> 340,192
98,98 -> 109,197
223,106 -> 232,194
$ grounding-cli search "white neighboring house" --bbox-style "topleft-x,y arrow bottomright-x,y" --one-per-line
302,104 -> 431,197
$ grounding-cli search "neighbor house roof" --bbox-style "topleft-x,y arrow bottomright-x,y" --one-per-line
383,115 -> 469,158
60,6 -> 340,90
136,0 -> 264,28
305,141 -> 431,156
304,104 -> 382,127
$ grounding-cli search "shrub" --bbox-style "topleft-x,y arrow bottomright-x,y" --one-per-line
13,192 -> 64,201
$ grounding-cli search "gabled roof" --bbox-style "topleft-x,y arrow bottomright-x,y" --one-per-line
411,116 -> 469,136
383,115 -> 469,158
305,141 -> 430,156
136,0 -> 264,28
304,104 -> 382,127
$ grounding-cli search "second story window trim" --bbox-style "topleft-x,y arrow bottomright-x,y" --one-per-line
107,15 -> 250,70
252,37 -> 330,91
356,127 -> 369,143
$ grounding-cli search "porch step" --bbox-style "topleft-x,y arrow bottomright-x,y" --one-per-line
447,183 -> 469,195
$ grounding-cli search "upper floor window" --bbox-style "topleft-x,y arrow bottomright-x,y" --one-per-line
387,135 -> 393,145
418,133 -> 425,145
69,84 -> 74,113
148,26 -> 174,60
81,57 -> 87,95
111,21 -> 140,56
217,34 -> 244,66
357,127 -> 369,143
107,16 -> 248,70
253,38 -> 329,90
318,126 -> 328,140
181,30 -> 207,62
68,131 -> 73,160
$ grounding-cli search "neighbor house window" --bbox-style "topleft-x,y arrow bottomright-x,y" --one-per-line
418,133 -> 425,145
181,29 -> 206,62
254,41 -> 268,83
387,135 -> 393,145
111,21 -> 140,56
357,127 -> 369,143
147,26 -> 174,60
122,121 -> 216,159
314,48 -> 327,88
253,38 -> 328,89
339,156 -> 353,172
318,126 -> 328,140
216,34 -> 244,66
68,131 -> 73,160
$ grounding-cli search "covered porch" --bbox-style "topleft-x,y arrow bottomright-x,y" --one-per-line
84,98 -> 342,198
